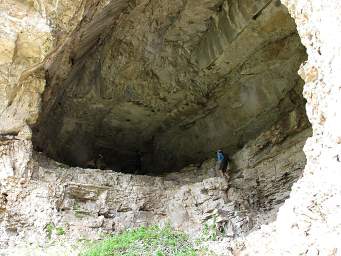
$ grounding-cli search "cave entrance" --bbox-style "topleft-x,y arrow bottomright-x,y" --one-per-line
32,0 -> 308,175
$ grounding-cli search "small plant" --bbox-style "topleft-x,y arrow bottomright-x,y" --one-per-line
73,202 -> 90,218
56,227 -> 65,236
201,216 -> 219,241
45,223 -> 66,238
73,202 -> 81,212
45,223 -> 54,239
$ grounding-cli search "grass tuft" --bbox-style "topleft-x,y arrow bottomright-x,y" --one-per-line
80,225 -> 206,256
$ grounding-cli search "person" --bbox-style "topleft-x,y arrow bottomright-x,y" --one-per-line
96,154 -> 106,169
85,154 -> 106,169
216,149 -> 230,179
136,150 -> 142,171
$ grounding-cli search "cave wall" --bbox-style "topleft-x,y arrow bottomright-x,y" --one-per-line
1,0 -> 341,255
0,117 -> 310,253
0,0 -> 90,136
0,0 -> 91,181
30,0 -> 307,171
0,1 -> 52,135
150,4 -> 307,170
230,1 -> 341,255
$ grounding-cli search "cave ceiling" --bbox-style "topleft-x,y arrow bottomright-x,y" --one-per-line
33,0 -> 308,171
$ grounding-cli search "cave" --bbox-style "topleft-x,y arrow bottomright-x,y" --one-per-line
2,0 -> 341,253
32,0 -> 308,175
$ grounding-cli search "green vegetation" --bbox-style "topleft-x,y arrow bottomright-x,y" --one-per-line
45,223 -> 66,239
45,223 -> 54,240
73,202 -> 91,218
80,225 -> 215,256
201,216 -> 218,241
56,227 -> 66,236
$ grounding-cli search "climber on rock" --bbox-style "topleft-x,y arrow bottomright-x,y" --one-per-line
216,149 -> 230,179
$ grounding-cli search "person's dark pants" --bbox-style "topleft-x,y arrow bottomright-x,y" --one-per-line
216,160 -> 229,179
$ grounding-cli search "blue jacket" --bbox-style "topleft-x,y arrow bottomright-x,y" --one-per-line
217,152 -> 224,161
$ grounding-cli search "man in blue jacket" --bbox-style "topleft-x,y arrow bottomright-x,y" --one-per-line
216,149 -> 229,179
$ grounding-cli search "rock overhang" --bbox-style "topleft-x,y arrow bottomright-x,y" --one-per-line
32,0 -> 308,173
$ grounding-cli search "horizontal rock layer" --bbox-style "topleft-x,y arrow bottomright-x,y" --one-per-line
0,117 -> 310,253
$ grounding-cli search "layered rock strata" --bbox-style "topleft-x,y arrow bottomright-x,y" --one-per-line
30,0 -> 307,171
0,117 -> 310,254
2,0 -> 340,255
227,1 -> 341,255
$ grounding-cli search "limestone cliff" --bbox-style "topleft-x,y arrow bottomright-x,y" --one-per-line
1,0 -> 340,255
0,118 -> 310,255
31,0 -> 307,171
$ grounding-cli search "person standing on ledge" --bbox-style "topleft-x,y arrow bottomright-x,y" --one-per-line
216,149 -> 230,179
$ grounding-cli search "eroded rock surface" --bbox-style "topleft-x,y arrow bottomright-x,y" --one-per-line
0,1 -> 51,134
30,0 -> 307,171
226,1 -> 341,255
0,116 -> 310,254
3,0 -> 341,255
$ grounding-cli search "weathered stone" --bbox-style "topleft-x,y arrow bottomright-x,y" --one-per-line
2,0 -> 341,255
227,1 -> 341,255
0,137 -> 33,181
0,115 -> 309,253
29,0 -> 307,172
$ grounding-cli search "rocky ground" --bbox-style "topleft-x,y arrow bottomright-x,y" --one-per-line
0,117 -> 310,255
